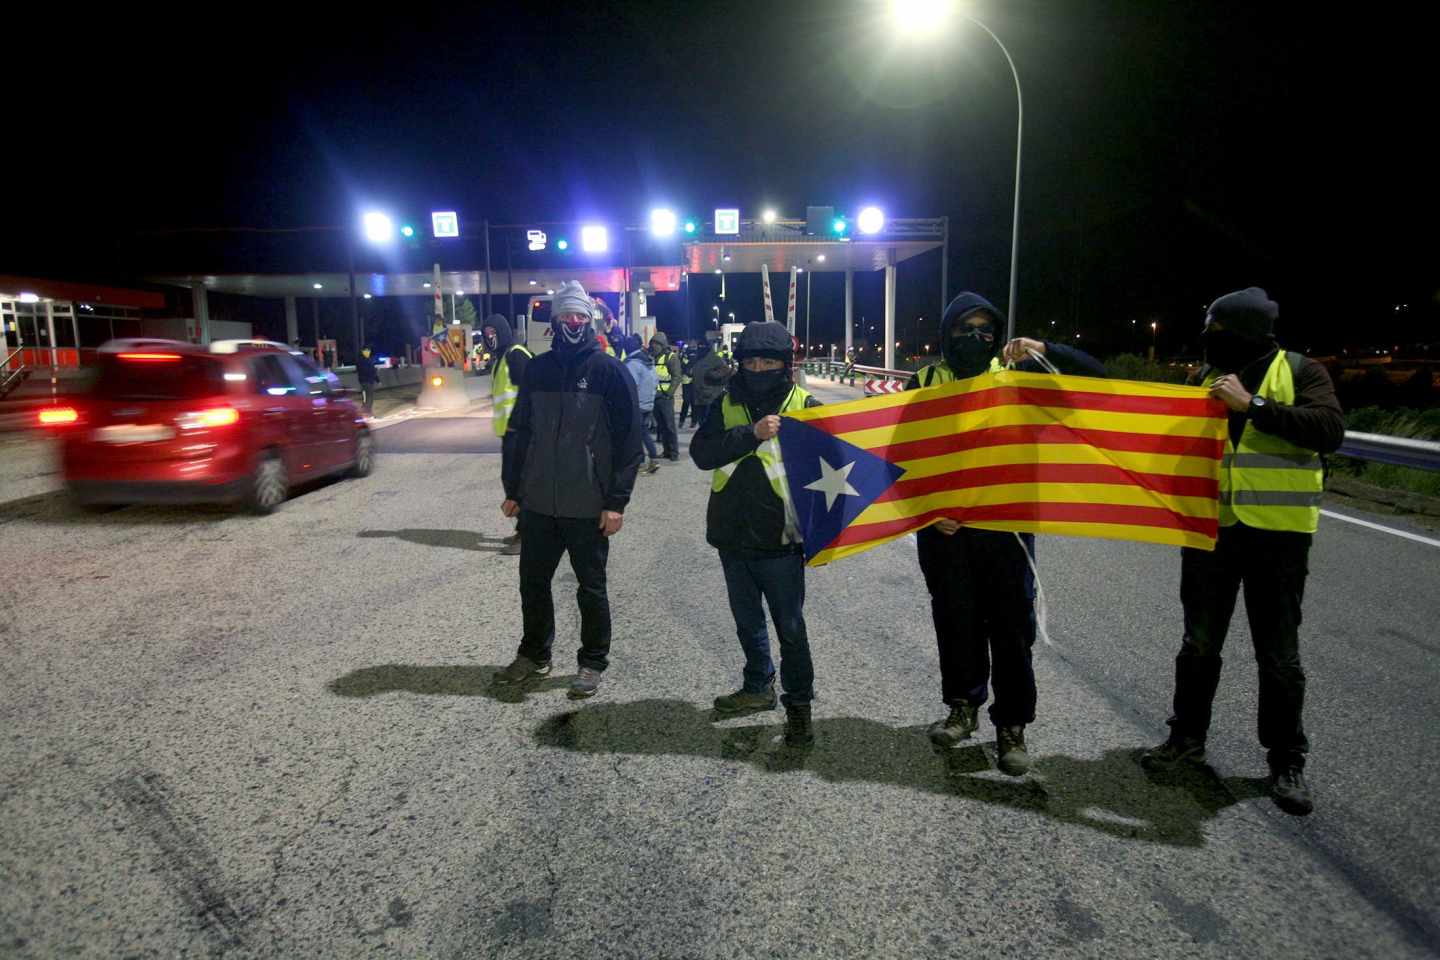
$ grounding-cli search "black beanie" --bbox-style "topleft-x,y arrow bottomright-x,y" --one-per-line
1205,287 -> 1278,340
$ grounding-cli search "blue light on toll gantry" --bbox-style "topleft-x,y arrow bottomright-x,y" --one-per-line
684,220 -> 697,234
557,238 -> 569,251
832,218 -> 847,234
400,225 -> 415,238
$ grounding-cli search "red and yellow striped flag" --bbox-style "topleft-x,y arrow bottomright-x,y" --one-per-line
778,370 -> 1228,566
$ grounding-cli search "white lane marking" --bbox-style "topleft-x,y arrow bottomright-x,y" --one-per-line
1320,509 -> 1440,549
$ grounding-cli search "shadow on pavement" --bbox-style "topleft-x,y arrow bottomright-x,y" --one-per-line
529,698 -> 1269,848
357,529 -> 507,552
327,664 -> 571,703
0,490 -> 233,525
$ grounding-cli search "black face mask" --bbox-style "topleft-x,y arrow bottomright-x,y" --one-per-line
739,368 -> 789,399
1202,328 -> 1265,373
944,333 -> 994,377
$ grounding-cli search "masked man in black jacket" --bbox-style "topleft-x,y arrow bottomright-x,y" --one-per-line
910,292 -> 1105,775
1141,287 -> 1344,817
496,280 -> 643,700
691,322 -> 823,747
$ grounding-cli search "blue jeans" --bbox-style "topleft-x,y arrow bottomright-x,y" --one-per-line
719,550 -> 813,706
639,411 -> 658,460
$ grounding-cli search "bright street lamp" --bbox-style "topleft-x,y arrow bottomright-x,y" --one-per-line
762,208 -> 778,224
362,212 -> 394,244
580,224 -> 608,253
650,208 -> 677,237
890,2 -> 1023,341
857,206 -> 885,235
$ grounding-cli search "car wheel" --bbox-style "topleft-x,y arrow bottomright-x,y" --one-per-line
349,430 -> 375,478
247,452 -> 288,514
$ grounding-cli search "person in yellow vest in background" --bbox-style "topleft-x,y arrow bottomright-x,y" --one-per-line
649,331 -> 681,461
690,322 -> 822,749
484,313 -> 533,557
1142,287 -> 1344,817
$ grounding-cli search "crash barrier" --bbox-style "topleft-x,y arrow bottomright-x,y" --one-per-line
1337,432 -> 1440,472
802,359 -> 914,395
334,366 -> 425,392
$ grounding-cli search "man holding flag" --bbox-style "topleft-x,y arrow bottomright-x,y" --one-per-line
1141,288 -> 1343,816
908,293 -> 1104,774
690,321 -> 823,748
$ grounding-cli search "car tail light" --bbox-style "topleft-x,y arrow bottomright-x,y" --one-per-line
38,406 -> 79,425
177,406 -> 240,430
118,352 -> 182,361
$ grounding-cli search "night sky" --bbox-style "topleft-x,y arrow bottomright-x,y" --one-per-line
8,1 -> 1433,358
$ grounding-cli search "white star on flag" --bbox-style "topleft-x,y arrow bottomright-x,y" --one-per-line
804,456 -> 860,512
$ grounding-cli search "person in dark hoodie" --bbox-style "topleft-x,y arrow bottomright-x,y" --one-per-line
687,339 -> 731,433
910,291 -> 1105,775
495,280 -> 644,700
1141,287 -> 1343,817
690,322 -> 822,748
356,345 -> 379,415
484,314 -> 533,556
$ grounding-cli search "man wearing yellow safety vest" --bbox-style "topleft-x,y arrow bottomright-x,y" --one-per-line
691,322 -> 823,748
484,314 -> 533,557
1142,287 -> 1343,817
909,292 -> 1104,777
649,331 -> 681,460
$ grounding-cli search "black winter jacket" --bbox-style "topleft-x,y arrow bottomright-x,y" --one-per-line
502,339 -> 643,516
690,380 -> 821,557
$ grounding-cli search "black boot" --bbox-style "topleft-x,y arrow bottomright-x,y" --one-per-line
784,703 -> 814,748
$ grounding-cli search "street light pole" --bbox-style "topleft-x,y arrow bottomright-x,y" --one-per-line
805,266 -> 812,359
960,14 -> 1023,343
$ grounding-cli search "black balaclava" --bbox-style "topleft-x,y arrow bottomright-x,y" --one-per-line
732,321 -> 793,409
1201,287 -> 1278,373
939,292 -> 1004,378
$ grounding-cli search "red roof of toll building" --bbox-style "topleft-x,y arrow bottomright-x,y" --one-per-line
0,275 -> 166,310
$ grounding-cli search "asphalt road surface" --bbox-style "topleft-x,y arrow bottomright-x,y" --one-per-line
1,381 -> 1438,959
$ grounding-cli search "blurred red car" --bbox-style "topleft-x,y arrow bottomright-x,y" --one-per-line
41,339 -> 374,513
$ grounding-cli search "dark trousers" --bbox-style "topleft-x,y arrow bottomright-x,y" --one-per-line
653,390 -> 677,456
359,383 -> 375,413
639,411 -> 658,460
916,526 -> 1037,727
679,385 -> 696,426
1170,522 -> 1311,768
516,510 -> 612,671
692,400 -> 716,433
719,550 -> 813,706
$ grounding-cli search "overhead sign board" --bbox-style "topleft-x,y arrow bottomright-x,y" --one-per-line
527,229 -> 547,251
431,211 -> 460,238
714,208 -> 740,235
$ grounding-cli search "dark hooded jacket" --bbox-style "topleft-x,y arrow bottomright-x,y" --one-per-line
486,314 -> 530,384
502,329 -> 643,517
691,322 -> 822,557
688,341 -> 731,407
906,292 -> 1105,389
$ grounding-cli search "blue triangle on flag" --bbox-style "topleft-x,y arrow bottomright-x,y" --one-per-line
780,417 -> 906,561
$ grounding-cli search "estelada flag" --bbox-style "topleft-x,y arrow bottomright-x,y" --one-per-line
777,370 -> 1228,566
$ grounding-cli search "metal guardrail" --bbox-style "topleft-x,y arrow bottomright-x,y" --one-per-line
803,358 -> 914,392
1337,431 -> 1440,472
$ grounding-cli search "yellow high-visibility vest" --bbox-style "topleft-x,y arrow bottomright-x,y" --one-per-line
490,344 -> 533,437
711,387 -> 812,542
1209,351 -> 1324,534
916,356 -> 1003,386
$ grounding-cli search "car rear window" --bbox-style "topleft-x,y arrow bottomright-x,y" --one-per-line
94,355 -> 227,400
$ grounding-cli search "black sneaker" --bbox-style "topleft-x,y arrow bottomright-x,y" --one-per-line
1139,736 -> 1207,771
996,725 -> 1031,776
494,655 -> 551,686
928,703 -> 979,748
568,666 -> 602,700
713,684 -> 777,715
784,703 -> 814,748
1269,765 -> 1314,816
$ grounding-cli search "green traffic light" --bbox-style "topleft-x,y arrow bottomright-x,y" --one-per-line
684,221 -> 697,234
557,238 -> 569,251
400,225 -> 415,238
832,218 -> 847,234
